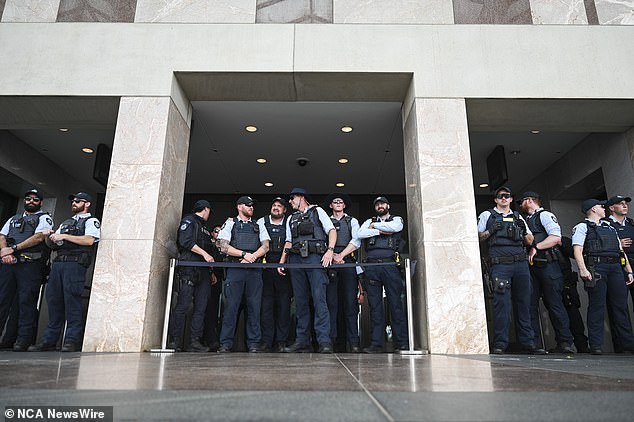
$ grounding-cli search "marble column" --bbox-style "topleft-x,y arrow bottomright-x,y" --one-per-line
83,96 -> 190,352
1,0 -> 60,22
402,97 -> 489,354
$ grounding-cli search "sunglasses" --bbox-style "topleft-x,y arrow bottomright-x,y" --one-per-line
213,229 -> 220,233
72,199 -> 87,204
496,193 -> 512,199
331,200 -> 345,204
242,203 -> 254,208
24,197 -> 41,203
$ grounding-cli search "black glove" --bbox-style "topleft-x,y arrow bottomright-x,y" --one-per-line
489,221 -> 503,234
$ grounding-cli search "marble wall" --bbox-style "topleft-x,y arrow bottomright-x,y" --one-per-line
595,0 -> 634,24
530,0 -> 588,24
135,0 -> 255,23
0,0 -> 6,20
333,0 -> 454,24
1,0 -> 60,22
57,0 -> 137,22
83,96 -> 190,352
402,97 -> 489,354
453,0 -> 532,24
256,0 -> 332,23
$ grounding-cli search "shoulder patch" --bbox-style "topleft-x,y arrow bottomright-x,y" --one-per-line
45,217 -> 53,226
551,215 -> 558,224
94,221 -> 101,229
180,222 -> 189,231
572,226 -> 576,236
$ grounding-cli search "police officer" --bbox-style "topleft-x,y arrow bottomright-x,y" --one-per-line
326,193 -> 361,353
29,192 -> 100,352
167,199 -> 215,353
217,196 -> 270,353
572,198 -> 634,354
257,197 -> 292,352
278,187 -> 336,354
357,196 -> 408,353
518,192 -> 574,353
0,189 -> 53,351
605,195 -> 634,308
477,187 -> 544,355
605,195 -> 634,352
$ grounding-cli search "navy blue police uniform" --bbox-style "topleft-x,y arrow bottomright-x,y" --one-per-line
258,211 -> 292,351
526,207 -> 574,351
572,212 -> 634,353
358,197 -> 408,352
218,205 -> 270,352
35,193 -> 100,351
202,227 -> 224,351
282,194 -> 335,353
478,206 -> 536,353
328,211 -> 361,352
0,190 -> 53,350
606,197 -> 634,308
168,210 -> 213,352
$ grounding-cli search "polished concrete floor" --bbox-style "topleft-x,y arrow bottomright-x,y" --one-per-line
1,351 -> 634,421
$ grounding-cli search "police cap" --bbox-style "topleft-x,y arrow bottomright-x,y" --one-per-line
24,189 -> 43,200
271,197 -> 288,208
517,191 -> 540,204
236,196 -> 256,206
325,192 -> 351,208
493,186 -> 512,196
68,192 -> 93,202
193,199 -> 212,212
606,195 -> 632,207
373,196 -> 389,205
289,187 -> 311,203
581,198 -> 606,214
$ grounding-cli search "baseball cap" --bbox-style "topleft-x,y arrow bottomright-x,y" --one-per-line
494,186 -> 512,196
236,196 -> 256,206
373,196 -> 389,205
193,199 -> 212,212
517,191 -> 540,204
24,189 -> 43,200
68,192 -> 93,202
581,198 -> 606,214
271,197 -> 288,208
606,195 -> 632,206
289,187 -> 311,202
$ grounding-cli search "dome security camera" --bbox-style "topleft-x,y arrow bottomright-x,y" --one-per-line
296,157 -> 309,167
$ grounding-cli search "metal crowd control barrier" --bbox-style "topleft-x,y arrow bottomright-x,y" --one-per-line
151,257 -> 423,354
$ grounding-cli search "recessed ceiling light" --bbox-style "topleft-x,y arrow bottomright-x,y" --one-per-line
531,130 -> 540,134
82,147 -> 94,154
264,182 -> 273,187
37,181 -> 45,185
336,182 -> 345,187
59,128 -> 69,132
245,125 -> 257,133
256,158 -> 267,164
510,150 -> 521,155
479,183 -> 489,188
338,158 -> 349,164
341,126 -> 353,133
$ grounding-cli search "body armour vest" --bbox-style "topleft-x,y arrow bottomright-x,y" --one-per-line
363,216 -> 401,259
608,218 -> 634,259
527,210 -> 549,246
332,215 -> 353,253
54,216 -> 93,256
7,212 -> 48,253
486,209 -> 525,258
289,206 -> 326,247
177,215 -> 213,261
583,221 -> 621,258
230,218 -> 261,253
264,215 -> 286,259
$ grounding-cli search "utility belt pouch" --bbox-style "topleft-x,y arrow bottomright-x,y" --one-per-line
493,277 -> 510,294
299,241 -> 309,258
584,268 -> 600,289
297,221 -> 314,236
532,257 -> 548,267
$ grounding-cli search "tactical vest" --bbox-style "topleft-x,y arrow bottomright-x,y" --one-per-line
177,214 -> 212,261
608,217 -> 634,259
332,215 -> 353,253
230,218 -> 261,253
7,212 -> 48,253
486,209 -> 525,258
264,215 -> 286,259
363,215 -> 402,259
289,206 -> 327,248
527,210 -> 549,245
54,216 -> 94,258
583,221 -> 621,258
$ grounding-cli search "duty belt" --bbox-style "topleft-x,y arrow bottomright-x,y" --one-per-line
16,252 -> 43,263
364,257 -> 395,263
288,241 -> 327,255
489,254 -> 527,265
54,255 -> 82,263
585,255 -> 620,265
535,249 -> 556,263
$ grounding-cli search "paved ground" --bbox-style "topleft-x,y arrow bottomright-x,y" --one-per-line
1,351 -> 634,421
